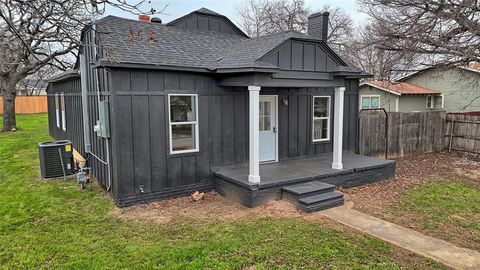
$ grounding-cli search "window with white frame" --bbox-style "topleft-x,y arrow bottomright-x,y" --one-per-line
361,95 -> 381,109
61,93 -> 66,131
312,96 -> 331,142
426,95 -> 434,109
168,94 -> 199,153
55,93 -> 60,128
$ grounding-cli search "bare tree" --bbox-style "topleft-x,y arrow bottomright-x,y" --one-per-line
237,0 -> 309,37
236,0 -> 353,52
358,0 -> 480,66
16,65 -> 57,96
316,5 -> 353,51
341,22 -> 422,80
0,0 -> 166,132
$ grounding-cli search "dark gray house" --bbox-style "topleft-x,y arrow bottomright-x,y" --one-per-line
47,8 -> 395,211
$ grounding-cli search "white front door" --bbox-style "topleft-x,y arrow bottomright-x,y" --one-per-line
259,96 -> 277,163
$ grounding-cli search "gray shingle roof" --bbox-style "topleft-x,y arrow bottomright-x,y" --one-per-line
94,14 -> 362,74
96,16 -> 246,70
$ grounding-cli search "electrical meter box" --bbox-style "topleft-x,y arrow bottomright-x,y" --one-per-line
95,100 -> 110,138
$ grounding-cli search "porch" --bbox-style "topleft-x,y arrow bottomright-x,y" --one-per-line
213,152 -> 396,208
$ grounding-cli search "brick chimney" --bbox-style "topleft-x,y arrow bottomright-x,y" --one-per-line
308,12 -> 329,41
139,15 -> 151,22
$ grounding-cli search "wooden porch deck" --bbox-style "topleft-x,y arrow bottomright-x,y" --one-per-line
213,152 -> 396,207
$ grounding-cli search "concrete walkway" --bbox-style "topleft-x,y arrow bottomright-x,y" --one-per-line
322,202 -> 480,270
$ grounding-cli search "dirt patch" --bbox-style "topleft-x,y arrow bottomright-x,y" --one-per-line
114,191 -> 334,224
342,152 -> 480,215
342,151 -> 480,250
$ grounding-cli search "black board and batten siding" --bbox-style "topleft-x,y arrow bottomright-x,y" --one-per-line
108,68 -> 359,206
47,78 -> 84,155
262,39 -> 342,72
167,11 -> 247,37
47,28 -> 111,188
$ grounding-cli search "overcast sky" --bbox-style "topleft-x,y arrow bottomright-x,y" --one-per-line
105,0 -> 366,26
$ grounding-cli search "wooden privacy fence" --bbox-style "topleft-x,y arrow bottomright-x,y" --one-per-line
359,110 -> 446,158
0,96 -> 47,114
446,112 -> 480,154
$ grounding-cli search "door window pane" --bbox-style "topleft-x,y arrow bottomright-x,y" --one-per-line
263,115 -> 271,131
259,101 -> 272,131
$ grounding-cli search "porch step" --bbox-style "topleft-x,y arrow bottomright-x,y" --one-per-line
282,181 -> 344,212
282,181 -> 335,200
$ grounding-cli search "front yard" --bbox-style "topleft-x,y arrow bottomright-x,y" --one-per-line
0,114 -> 446,269
345,152 -> 480,251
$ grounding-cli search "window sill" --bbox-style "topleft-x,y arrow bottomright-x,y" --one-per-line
312,139 -> 331,144
168,150 -> 201,158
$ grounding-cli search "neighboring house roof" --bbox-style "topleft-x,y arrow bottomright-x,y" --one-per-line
400,63 -> 480,81
18,79 -> 48,90
461,63 -> 480,74
362,81 -> 439,95
91,8 -> 361,75
46,69 -> 80,83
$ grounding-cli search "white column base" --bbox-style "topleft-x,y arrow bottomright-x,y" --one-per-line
248,175 -> 261,183
332,162 -> 343,170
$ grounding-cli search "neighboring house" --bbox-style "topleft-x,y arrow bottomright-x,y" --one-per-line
400,64 -> 480,112
359,81 -> 442,112
16,78 -> 47,96
46,8 -> 395,210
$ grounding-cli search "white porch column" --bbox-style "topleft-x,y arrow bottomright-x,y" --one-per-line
248,85 -> 261,183
332,86 -> 346,170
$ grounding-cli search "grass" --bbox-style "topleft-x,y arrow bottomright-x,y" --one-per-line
0,114 -> 443,269
389,179 -> 480,250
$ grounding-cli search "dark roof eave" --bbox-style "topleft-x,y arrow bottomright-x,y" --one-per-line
332,71 -> 372,78
95,61 -> 280,74
214,67 -> 279,74
46,70 -> 80,83
95,61 -> 214,73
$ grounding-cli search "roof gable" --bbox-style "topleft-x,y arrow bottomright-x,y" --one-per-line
166,8 -> 248,38
259,38 -> 348,72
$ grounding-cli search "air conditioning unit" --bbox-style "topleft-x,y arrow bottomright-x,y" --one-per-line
39,140 -> 74,179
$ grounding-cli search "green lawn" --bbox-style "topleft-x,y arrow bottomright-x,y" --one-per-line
388,179 -> 480,250
0,114 -> 443,269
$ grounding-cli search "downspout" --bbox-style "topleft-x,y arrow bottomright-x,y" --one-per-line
80,54 -> 91,153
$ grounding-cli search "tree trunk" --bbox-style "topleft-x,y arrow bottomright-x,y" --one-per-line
1,81 -> 17,132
